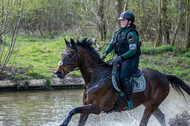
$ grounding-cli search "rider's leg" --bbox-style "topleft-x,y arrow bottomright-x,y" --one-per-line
120,57 -> 139,109
124,78 -> 134,109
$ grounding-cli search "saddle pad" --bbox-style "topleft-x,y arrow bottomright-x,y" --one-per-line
132,74 -> 146,93
112,73 -> 146,93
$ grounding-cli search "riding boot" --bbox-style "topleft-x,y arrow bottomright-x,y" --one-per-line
127,94 -> 134,109
124,79 -> 134,109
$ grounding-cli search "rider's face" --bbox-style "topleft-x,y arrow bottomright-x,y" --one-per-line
121,19 -> 131,28
121,19 -> 128,28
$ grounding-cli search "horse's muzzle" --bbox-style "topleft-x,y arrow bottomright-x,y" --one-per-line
54,71 -> 65,79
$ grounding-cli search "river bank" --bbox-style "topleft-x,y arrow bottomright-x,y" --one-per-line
0,77 -> 84,91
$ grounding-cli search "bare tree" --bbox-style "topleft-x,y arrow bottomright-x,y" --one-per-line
161,0 -> 170,44
154,0 -> 162,47
172,11 -> 184,46
98,0 -> 106,41
116,0 -> 123,28
0,0 -> 24,71
123,0 -> 129,11
186,0 -> 190,49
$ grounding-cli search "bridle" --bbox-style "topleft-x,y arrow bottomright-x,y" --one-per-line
57,47 -> 114,91
58,48 -> 81,78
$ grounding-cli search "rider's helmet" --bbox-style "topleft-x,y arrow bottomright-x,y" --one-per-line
118,11 -> 135,23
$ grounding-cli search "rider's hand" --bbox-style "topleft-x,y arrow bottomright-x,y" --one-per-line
113,56 -> 122,63
101,52 -> 107,60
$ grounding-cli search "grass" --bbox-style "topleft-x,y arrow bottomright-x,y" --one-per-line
140,54 -> 190,82
7,36 -> 81,80
2,36 -> 189,85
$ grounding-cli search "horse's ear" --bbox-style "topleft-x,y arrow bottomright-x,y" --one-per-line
64,38 -> 69,47
70,38 -> 76,47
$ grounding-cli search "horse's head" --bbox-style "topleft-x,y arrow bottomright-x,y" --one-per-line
54,38 -> 80,79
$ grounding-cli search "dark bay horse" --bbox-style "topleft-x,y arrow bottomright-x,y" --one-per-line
54,38 -> 190,126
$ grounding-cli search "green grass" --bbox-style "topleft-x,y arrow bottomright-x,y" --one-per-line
3,36 -> 190,85
140,54 -> 190,82
7,36 -> 81,79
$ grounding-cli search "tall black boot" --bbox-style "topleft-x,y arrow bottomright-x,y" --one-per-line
127,94 -> 134,109
124,79 -> 134,109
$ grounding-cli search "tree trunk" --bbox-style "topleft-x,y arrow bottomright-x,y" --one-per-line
186,0 -> 190,49
123,0 -> 129,11
1,0 -> 4,30
187,26 -> 190,49
161,0 -> 170,44
0,1 -> 23,71
154,0 -> 162,47
171,11 -> 183,46
116,0 -> 122,28
98,0 -> 106,41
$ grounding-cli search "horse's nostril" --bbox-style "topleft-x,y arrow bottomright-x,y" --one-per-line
54,71 -> 63,78
54,71 -> 61,75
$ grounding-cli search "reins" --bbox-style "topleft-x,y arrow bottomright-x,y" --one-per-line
72,62 -> 107,71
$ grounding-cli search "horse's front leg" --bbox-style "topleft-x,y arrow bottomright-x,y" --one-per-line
60,104 -> 100,126
77,113 -> 89,126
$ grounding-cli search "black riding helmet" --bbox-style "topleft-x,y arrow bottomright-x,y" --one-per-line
119,11 -> 135,23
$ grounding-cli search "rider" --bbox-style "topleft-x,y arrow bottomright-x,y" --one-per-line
101,11 -> 141,109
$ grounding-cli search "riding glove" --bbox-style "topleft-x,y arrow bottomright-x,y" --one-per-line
101,52 -> 107,60
113,56 -> 122,63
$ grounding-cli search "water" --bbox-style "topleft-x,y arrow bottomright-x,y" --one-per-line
0,89 -> 189,126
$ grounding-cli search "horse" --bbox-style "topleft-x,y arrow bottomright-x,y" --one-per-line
54,38 -> 190,126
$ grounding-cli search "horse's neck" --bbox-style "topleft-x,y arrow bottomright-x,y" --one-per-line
79,54 -> 97,84
78,48 -> 108,87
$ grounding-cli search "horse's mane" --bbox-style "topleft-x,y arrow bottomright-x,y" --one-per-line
77,38 -> 104,63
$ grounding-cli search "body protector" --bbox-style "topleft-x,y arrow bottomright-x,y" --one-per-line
112,25 -> 141,57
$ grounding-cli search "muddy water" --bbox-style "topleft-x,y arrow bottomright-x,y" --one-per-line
0,88 -> 189,126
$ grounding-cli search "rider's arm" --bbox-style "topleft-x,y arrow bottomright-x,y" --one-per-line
104,36 -> 114,54
121,31 -> 138,59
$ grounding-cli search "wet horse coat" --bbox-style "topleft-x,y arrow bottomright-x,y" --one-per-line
54,38 -> 190,126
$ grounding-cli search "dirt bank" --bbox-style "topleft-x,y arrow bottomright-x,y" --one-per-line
0,66 -> 84,90
0,77 -> 84,91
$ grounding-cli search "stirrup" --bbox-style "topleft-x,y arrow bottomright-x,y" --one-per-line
124,100 -> 134,110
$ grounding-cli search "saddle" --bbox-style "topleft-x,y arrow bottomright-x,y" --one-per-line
112,68 -> 146,93
107,68 -> 146,112
108,62 -> 146,111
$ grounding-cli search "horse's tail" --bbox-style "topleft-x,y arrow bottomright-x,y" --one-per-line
165,74 -> 190,96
